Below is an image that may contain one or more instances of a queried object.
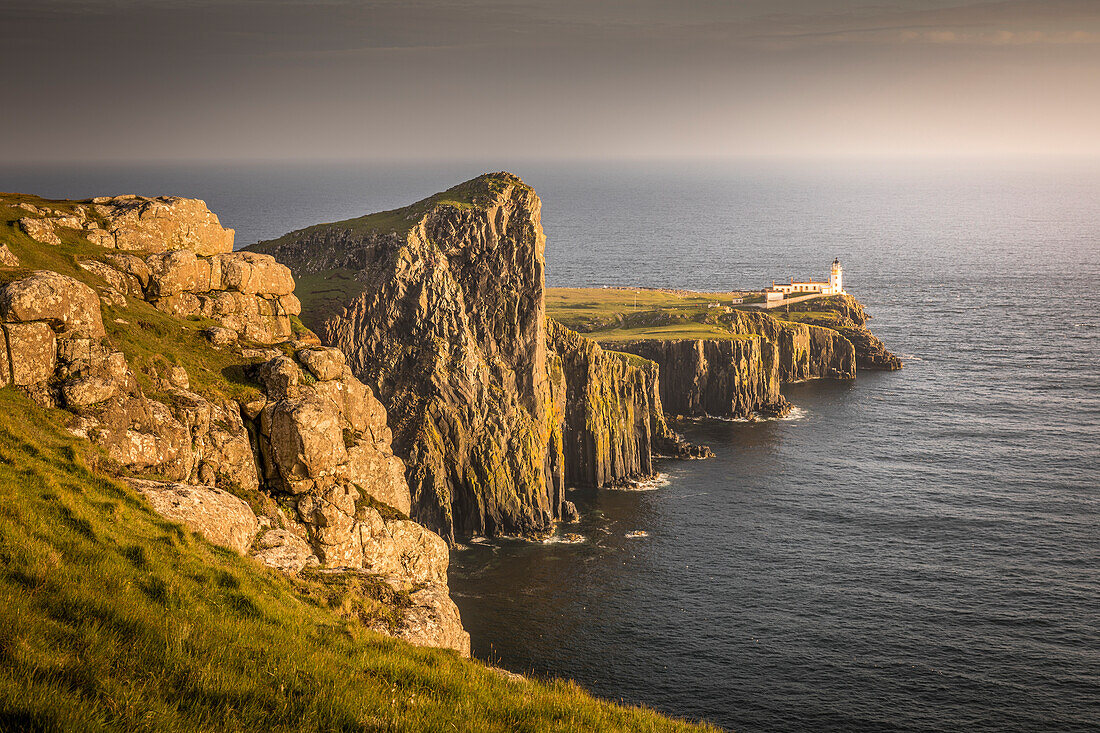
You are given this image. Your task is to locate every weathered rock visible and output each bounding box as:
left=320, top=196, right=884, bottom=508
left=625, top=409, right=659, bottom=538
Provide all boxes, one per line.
left=786, top=294, right=903, bottom=371
left=258, top=356, right=301, bottom=401
left=97, top=196, right=234, bottom=255
left=18, top=217, right=60, bottom=245
left=266, top=395, right=348, bottom=483
left=561, top=500, right=580, bottom=523
left=127, top=478, right=259, bottom=554
left=146, top=250, right=213, bottom=296
left=0, top=270, right=106, bottom=339
left=203, top=326, right=238, bottom=347
left=0, top=244, right=19, bottom=267
left=391, top=585, right=471, bottom=657
left=215, top=252, right=295, bottom=295
left=2, top=323, right=56, bottom=385
left=342, top=440, right=411, bottom=516
left=250, top=528, right=319, bottom=573
left=548, top=321, right=658, bottom=488
left=298, top=347, right=345, bottom=381
left=610, top=335, right=789, bottom=419
left=357, top=507, right=448, bottom=589
left=61, top=375, right=118, bottom=407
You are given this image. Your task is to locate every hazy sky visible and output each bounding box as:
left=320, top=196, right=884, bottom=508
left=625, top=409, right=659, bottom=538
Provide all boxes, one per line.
left=2, top=0, right=1098, bottom=162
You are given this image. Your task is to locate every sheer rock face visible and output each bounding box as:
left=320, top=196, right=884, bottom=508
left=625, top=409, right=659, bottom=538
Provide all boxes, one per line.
left=608, top=309, right=861, bottom=419
left=261, top=174, right=557, bottom=543
left=611, top=337, right=788, bottom=419
left=249, top=173, right=715, bottom=540
left=547, top=321, right=658, bottom=488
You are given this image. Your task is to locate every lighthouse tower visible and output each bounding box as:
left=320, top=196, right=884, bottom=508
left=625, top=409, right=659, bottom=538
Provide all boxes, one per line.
left=829, top=258, right=844, bottom=294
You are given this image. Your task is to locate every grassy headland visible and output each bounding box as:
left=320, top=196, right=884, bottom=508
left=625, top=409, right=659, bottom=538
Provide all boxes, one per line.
left=546, top=287, right=755, bottom=342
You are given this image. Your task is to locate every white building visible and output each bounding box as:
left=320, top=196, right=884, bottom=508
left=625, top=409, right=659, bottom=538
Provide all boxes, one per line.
left=766, top=259, right=845, bottom=297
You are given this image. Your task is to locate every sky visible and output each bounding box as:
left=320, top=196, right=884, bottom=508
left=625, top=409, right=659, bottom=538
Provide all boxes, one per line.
left=2, top=0, right=1098, bottom=162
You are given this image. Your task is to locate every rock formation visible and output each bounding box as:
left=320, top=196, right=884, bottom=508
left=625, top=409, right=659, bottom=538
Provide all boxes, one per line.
left=250, top=173, right=710, bottom=542
left=0, top=193, right=469, bottom=656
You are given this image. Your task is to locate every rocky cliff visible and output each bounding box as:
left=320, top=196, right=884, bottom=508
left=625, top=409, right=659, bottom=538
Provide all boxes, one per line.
left=250, top=174, right=709, bottom=542
left=606, top=309, right=857, bottom=419
left=783, top=294, right=903, bottom=371
left=0, top=192, right=468, bottom=655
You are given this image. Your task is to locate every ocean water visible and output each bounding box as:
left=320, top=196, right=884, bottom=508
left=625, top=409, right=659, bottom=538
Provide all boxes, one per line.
left=3, top=159, right=1098, bottom=731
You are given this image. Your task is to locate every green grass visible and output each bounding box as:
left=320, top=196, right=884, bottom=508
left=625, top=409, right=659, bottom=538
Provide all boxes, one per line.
left=547, top=287, right=754, bottom=342
left=291, top=269, right=369, bottom=335
left=0, top=387, right=717, bottom=732
left=252, top=174, right=531, bottom=246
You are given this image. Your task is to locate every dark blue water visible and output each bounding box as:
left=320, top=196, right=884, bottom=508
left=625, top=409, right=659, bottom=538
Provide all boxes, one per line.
left=3, top=160, right=1098, bottom=731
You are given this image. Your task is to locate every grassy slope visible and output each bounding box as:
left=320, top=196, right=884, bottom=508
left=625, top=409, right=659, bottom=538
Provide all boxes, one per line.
left=546, top=287, right=754, bottom=342
left=0, top=196, right=716, bottom=732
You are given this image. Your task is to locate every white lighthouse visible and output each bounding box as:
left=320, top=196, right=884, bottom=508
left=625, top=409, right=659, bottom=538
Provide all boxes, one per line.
left=829, top=258, right=844, bottom=295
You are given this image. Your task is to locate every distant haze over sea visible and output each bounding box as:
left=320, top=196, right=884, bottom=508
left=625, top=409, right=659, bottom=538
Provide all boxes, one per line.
left=3, top=158, right=1098, bottom=731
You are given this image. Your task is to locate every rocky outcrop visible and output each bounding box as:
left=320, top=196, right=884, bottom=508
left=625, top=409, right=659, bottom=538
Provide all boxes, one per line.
left=0, top=196, right=470, bottom=656
left=547, top=321, right=657, bottom=487
left=15, top=195, right=234, bottom=255
left=786, top=295, right=902, bottom=370
left=546, top=320, right=710, bottom=485
left=250, top=174, right=717, bottom=542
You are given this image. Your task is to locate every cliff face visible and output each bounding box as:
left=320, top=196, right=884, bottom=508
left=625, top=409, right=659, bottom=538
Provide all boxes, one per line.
left=253, top=175, right=558, bottom=543
left=610, top=336, right=787, bottom=419
left=250, top=174, right=713, bottom=541
left=607, top=310, right=857, bottom=419
left=785, top=294, right=903, bottom=370
left=548, top=321, right=655, bottom=487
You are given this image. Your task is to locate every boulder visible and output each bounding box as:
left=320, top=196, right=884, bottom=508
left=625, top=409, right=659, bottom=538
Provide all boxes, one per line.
left=342, top=440, right=411, bottom=516
left=127, top=478, right=259, bottom=554
left=146, top=250, right=212, bottom=296
left=561, top=500, right=580, bottom=523
left=214, top=252, right=295, bottom=295
left=18, top=218, right=60, bottom=245
left=258, top=356, right=301, bottom=401
left=357, top=507, right=448, bottom=590
left=391, top=586, right=471, bottom=657
left=61, top=375, right=118, bottom=407
left=2, top=323, right=56, bottom=385
left=266, top=396, right=348, bottom=482
left=203, top=326, right=238, bottom=347
left=0, top=271, right=105, bottom=339
left=298, top=347, right=346, bottom=381
left=250, top=528, right=319, bottom=573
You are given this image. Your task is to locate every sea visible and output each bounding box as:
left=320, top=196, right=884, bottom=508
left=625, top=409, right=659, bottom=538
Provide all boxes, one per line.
left=3, top=159, right=1097, bottom=732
